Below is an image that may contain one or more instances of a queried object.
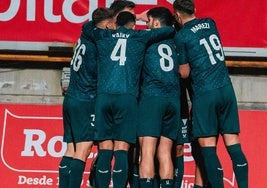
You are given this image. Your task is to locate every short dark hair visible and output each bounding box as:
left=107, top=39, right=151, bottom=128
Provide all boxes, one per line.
left=92, top=8, right=114, bottom=25
left=147, top=7, right=174, bottom=26
left=116, top=11, right=136, bottom=26
left=173, top=0, right=195, bottom=15
left=110, top=0, right=136, bottom=15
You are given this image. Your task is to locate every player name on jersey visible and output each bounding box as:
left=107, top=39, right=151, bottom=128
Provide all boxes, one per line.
left=112, top=32, right=130, bottom=38
left=190, top=23, right=210, bottom=33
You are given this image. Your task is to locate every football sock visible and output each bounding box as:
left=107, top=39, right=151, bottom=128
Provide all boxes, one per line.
left=129, top=163, right=139, bottom=188
left=96, top=149, right=113, bottom=188
left=173, top=155, right=184, bottom=188
left=69, top=158, right=85, bottom=188
left=227, top=144, right=248, bottom=188
left=153, top=176, right=159, bottom=188
left=89, top=156, right=97, bottom=188
left=160, top=179, right=174, bottom=188
left=112, top=150, right=129, bottom=188
left=58, top=156, right=72, bottom=188
left=201, top=146, right=224, bottom=188
left=139, top=178, right=154, bottom=188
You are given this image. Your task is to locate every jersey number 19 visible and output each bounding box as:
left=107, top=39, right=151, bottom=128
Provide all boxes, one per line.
left=200, top=34, right=224, bottom=65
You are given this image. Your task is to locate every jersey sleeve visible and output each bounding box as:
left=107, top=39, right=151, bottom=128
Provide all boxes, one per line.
left=174, top=32, right=188, bottom=66
left=81, top=21, right=96, bottom=42
left=143, top=26, right=175, bottom=44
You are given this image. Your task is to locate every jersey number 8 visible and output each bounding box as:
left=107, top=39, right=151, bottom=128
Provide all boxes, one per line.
left=158, top=44, right=174, bottom=72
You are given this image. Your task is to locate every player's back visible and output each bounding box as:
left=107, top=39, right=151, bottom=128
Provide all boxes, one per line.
left=175, top=18, right=231, bottom=96
left=140, top=39, right=180, bottom=98
left=94, top=25, right=175, bottom=97
left=67, top=25, right=97, bottom=100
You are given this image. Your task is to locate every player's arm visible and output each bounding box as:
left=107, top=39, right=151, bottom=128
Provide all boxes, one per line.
left=174, top=32, right=190, bottom=78
left=179, top=64, right=190, bottom=78
left=81, top=21, right=96, bottom=42
left=136, top=10, right=148, bottom=22
left=143, top=26, right=176, bottom=44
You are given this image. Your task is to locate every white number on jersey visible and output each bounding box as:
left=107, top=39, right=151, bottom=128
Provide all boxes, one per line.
left=158, top=44, right=174, bottom=72
left=71, top=39, right=86, bottom=71
left=200, top=34, right=225, bottom=65
left=110, top=38, right=127, bottom=66
left=90, top=114, right=95, bottom=127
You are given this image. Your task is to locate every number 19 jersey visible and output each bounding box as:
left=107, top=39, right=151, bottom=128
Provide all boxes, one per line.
left=174, top=18, right=231, bottom=97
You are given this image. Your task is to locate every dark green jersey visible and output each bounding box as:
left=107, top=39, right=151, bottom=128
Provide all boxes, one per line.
left=87, top=23, right=175, bottom=97
left=66, top=23, right=97, bottom=100
left=174, top=18, right=231, bottom=96
left=140, top=39, right=180, bottom=98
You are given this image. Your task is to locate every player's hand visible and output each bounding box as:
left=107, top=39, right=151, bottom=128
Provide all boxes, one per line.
left=136, top=10, right=148, bottom=22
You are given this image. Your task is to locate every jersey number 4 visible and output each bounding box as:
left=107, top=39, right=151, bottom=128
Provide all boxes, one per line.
left=200, top=34, right=224, bottom=65
left=111, top=39, right=127, bottom=66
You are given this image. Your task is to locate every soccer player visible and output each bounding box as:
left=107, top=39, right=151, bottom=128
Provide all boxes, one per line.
left=84, top=11, right=175, bottom=188
left=137, top=7, right=180, bottom=188
left=89, top=2, right=146, bottom=187
left=58, top=8, right=114, bottom=188
left=173, top=0, right=249, bottom=187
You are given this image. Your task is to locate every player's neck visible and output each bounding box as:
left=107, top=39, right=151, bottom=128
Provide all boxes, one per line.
left=182, top=15, right=196, bottom=25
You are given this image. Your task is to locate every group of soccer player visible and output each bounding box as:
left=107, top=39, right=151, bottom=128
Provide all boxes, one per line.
left=58, top=0, right=249, bottom=188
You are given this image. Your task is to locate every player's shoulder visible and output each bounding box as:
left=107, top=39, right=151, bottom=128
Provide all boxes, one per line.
left=174, top=27, right=187, bottom=43
left=82, top=21, right=95, bottom=33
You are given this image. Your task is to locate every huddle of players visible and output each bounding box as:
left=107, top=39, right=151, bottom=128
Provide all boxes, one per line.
left=59, top=0, right=248, bottom=188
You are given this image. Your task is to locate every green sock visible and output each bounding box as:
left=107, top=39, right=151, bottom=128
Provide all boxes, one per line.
left=201, top=147, right=224, bottom=188
left=96, top=149, right=113, bottom=188
left=153, top=176, right=159, bottom=188
left=58, top=156, right=72, bottom=188
left=69, top=158, right=85, bottom=188
left=173, top=155, right=184, bottom=188
left=160, top=179, right=173, bottom=188
left=227, top=144, right=248, bottom=188
left=129, top=163, right=139, bottom=188
left=112, top=150, right=129, bottom=188
left=139, top=178, right=154, bottom=188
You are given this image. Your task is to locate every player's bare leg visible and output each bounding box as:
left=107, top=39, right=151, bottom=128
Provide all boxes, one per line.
left=157, top=136, right=174, bottom=187
left=74, top=141, right=93, bottom=161
left=139, top=136, right=158, bottom=188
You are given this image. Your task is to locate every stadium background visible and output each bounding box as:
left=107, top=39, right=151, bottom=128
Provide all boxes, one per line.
left=0, top=0, right=267, bottom=187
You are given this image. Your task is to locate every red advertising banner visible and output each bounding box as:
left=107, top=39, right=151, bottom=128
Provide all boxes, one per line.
left=0, top=0, right=266, bottom=48
left=0, top=104, right=266, bottom=187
